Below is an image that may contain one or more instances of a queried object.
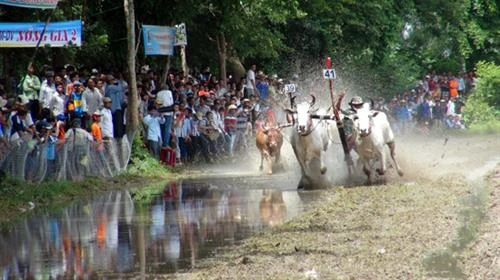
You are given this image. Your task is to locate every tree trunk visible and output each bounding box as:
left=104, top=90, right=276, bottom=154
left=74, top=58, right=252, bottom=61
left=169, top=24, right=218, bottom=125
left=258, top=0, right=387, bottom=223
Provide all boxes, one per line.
left=124, top=0, right=139, bottom=140
left=216, top=33, right=227, bottom=88
left=227, top=56, right=246, bottom=82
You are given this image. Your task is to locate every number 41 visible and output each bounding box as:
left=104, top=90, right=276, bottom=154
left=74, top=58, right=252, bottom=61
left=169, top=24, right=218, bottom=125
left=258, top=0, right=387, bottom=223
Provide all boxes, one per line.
left=323, top=69, right=336, bottom=79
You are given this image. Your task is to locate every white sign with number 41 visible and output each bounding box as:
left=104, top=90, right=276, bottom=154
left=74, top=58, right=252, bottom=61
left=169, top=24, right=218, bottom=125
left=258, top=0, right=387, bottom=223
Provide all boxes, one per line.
left=322, top=69, right=336, bottom=79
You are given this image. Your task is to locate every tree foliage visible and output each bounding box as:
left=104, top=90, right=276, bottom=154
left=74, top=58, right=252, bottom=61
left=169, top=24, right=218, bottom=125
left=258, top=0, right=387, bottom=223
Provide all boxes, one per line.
left=0, top=0, right=497, bottom=99
left=462, top=61, right=500, bottom=128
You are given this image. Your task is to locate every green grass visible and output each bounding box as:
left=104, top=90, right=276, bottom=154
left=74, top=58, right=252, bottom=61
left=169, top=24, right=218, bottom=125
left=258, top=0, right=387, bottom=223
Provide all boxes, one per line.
left=0, top=176, right=102, bottom=226
left=467, top=120, right=500, bottom=134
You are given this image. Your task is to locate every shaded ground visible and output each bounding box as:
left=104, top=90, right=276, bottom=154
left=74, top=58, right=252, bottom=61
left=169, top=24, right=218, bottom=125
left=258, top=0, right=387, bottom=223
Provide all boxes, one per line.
left=158, top=132, right=500, bottom=279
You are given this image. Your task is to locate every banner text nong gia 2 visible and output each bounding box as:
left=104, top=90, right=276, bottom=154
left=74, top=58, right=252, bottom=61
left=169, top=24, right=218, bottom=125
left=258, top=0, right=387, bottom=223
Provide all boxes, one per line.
left=0, top=20, right=82, bottom=48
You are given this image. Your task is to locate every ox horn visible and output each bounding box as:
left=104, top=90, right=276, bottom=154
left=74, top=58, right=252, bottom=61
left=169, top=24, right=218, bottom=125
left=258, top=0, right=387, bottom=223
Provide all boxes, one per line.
left=369, top=98, right=375, bottom=110
left=310, top=94, right=316, bottom=107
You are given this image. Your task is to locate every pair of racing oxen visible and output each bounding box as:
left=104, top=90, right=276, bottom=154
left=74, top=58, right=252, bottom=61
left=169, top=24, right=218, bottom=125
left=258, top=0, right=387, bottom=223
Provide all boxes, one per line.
left=256, top=94, right=404, bottom=188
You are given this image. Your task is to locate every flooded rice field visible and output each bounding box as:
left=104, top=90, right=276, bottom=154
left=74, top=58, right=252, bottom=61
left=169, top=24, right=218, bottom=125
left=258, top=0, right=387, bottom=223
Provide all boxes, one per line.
left=0, top=176, right=321, bottom=279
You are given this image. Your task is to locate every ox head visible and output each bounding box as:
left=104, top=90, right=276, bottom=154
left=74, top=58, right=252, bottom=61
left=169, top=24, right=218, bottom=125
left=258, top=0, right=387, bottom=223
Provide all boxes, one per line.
left=352, top=102, right=378, bottom=138
left=262, top=125, right=283, bottom=150
left=284, top=94, right=317, bottom=135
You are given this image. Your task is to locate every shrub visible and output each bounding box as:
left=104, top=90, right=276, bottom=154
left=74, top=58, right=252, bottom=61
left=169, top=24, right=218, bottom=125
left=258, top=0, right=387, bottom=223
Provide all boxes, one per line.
left=462, top=61, right=500, bottom=130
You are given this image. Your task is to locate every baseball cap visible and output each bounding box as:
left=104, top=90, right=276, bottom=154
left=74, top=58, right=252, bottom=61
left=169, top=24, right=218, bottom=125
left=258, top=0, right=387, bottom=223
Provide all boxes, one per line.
left=56, top=114, right=66, bottom=121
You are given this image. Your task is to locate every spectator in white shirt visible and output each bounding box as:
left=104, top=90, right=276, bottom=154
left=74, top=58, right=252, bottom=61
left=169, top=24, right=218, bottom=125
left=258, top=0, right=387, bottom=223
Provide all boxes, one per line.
left=39, top=71, right=56, bottom=110
left=100, top=97, right=114, bottom=140
left=49, top=82, right=67, bottom=118
left=83, top=78, right=103, bottom=119
left=156, top=85, right=174, bottom=147
left=446, top=97, right=456, bottom=116
left=244, top=64, right=257, bottom=98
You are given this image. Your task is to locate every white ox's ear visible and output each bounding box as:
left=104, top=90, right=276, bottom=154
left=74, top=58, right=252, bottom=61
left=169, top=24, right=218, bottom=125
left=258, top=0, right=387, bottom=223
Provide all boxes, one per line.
left=369, top=111, right=379, bottom=118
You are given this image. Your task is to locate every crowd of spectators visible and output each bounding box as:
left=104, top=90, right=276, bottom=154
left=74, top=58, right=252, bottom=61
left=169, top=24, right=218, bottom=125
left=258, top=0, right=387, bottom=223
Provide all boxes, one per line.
left=373, top=70, right=477, bottom=135
left=135, top=63, right=284, bottom=165
left=0, top=63, right=283, bottom=168
left=0, top=61, right=478, bottom=172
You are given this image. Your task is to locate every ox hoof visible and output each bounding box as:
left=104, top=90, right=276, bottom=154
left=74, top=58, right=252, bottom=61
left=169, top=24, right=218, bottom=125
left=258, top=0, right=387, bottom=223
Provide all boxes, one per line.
left=397, top=170, right=404, bottom=177
left=320, top=166, right=327, bottom=174
left=267, top=170, right=273, bottom=175
left=376, top=168, right=385, bottom=176
left=259, top=166, right=263, bottom=171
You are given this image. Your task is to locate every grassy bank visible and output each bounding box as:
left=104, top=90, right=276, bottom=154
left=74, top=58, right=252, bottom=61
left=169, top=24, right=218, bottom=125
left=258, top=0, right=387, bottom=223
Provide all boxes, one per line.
left=170, top=169, right=498, bottom=279
left=0, top=138, right=177, bottom=226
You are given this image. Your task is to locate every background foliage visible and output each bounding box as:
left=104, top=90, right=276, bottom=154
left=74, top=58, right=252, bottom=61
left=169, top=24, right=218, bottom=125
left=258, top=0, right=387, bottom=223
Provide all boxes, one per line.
left=462, top=61, right=500, bottom=131
left=0, top=0, right=497, bottom=97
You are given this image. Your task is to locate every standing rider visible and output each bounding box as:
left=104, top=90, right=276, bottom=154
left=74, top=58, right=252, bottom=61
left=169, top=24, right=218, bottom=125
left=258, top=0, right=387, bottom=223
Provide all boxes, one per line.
left=342, top=96, right=364, bottom=150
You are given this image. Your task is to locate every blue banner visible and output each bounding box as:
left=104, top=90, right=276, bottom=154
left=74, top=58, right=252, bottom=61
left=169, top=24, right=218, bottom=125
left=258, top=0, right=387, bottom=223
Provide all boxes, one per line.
left=0, top=20, right=82, bottom=48
left=142, top=24, right=176, bottom=56
left=0, top=0, right=59, bottom=9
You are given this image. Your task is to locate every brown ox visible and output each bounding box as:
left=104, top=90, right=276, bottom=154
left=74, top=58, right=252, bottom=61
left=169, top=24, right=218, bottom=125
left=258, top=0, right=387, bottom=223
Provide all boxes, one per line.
left=256, top=126, right=284, bottom=175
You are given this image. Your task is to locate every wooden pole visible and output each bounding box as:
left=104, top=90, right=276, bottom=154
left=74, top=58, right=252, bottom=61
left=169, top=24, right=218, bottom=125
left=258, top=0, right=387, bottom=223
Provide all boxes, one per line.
left=326, top=57, right=353, bottom=172
left=29, top=9, right=54, bottom=67
left=124, top=0, right=139, bottom=140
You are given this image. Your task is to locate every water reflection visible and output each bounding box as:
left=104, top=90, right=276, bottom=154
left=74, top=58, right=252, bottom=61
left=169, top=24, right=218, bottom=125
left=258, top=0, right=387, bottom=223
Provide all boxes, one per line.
left=1, top=179, right=320, bottom=279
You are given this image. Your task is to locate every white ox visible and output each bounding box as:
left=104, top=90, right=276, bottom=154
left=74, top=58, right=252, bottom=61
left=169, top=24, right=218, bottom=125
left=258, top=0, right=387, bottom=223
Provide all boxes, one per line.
left=352, top=103, right=404, bottom=184
left=286, top=95, right=330, bottom=189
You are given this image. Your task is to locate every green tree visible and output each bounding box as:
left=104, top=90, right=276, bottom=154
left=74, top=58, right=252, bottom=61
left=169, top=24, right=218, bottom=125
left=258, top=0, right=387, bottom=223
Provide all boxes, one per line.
left=462, top=61, right=500, bottom=128
left=186, top=0, right=304, bottom=85
left=400, top=0, right=499, bottom=72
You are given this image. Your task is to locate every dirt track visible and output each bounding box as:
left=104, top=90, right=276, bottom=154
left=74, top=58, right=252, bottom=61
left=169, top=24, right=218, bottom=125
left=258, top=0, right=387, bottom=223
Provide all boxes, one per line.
left=164, top=132, right=499, bottom=279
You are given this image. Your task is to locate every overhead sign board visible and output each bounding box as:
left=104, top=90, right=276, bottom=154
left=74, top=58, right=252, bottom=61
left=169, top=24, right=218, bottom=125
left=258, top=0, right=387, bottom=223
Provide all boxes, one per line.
left=142, top=24, right=176, bottom=56
left=0, top=20, right=82, bottom=48
left=0, top=0, right=59, bottom=9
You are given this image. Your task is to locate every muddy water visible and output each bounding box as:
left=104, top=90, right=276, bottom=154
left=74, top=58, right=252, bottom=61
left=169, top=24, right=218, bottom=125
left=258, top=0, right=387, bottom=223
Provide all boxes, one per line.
left=0, top=177, right=321, bottom=279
